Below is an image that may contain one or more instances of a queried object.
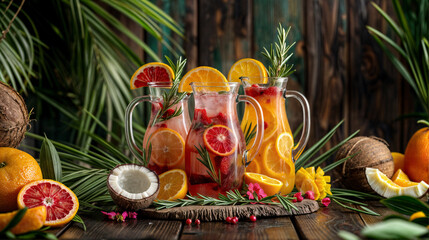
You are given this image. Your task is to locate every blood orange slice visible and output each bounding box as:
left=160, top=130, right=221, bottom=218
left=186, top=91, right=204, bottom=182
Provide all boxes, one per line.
left=17, top=179, right=79, bottom=227
left=203, top=125, right=238, bottom=156
left=130, top=62, right=174, bottom=89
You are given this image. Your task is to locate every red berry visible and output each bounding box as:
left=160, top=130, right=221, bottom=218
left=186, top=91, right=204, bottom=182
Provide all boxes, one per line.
left=216, top=112, right=228, bottom=125
left=249, top=215, right=257, bottom=222
left=231, top=218, right=238, bottom=224
left=162, top=108, right=175, bottom=118
left=226, top=217, right=232, bottom=223
left=159, top=123, right=168, bottom=128
left=195, top=219, right=201, bottom=225
left=264, top=121, right=268, bottom=130
left=185, top=219, right=192, bottom=225
left=194, top=108, right=212, bottom=125
left=232, top=217, right=238, bottom=222
left=219, top=157, right=230, bottom=175
left=265, top=86, right=279, bottom=95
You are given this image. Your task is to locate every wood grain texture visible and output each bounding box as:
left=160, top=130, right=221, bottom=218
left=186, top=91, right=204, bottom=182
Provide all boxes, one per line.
left=356, top=201, right=396, bottom=226
left=181, top=217, right=299, bottom=240
left=59, top=214, right=182, bottom=240
left=292, top=201, right=366, bottom=240
left=142, top=199, right=319, bottom=221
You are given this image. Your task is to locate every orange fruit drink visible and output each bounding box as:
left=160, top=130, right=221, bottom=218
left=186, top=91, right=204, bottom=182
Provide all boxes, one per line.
left=182, top=76, right=264, bottom=197
left=241, top=77, right=310, bottom=194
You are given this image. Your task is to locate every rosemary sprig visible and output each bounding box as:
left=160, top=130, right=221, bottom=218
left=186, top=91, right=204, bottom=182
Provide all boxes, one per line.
left=243, top=121, right=257, bottom=146
left=262, top=23, right=296, bottom=78
left=195, top=144, right=221, bottom=186
left=153, top=190, right=297, bottom=212
left=152, top=56, right=188, bottom=125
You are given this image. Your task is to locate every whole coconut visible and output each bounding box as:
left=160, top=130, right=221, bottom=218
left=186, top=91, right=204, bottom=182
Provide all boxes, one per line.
left=336, top=136, right=394, bottom=192
left=0, top=82, right=29, bottom=148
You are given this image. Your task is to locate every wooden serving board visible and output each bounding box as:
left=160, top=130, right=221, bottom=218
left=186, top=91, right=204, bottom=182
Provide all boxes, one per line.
left=141, top=199, right=319, bottom=221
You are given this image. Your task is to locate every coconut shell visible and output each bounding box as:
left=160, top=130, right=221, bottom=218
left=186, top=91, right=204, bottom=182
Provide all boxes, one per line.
left=0, top=82, right=29, bottom=148
left=336, top=136, right=394, bottom=192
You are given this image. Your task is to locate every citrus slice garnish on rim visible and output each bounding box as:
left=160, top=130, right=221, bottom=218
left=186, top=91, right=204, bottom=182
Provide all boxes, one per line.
left=178, top=66, right=228, bottom=93
left=276, top=132, right=294, bottom=160
left=157, top=169, right=188, bottom=201
left=203, top=125, right=238, bottom=156
left=227, top=58, right=268, bottom=82
left=130, top=62, right=174, bottom=89
left=149, top=128, right=185, bottom=167
left=262, top=142, right=293, bottom=180
left=244, top=172, right=283, bottom=196
left=0, top=206, right=46, bottom=235
left=365, top=167, right=429, bottom=198
left=17, top=179, right=79, bottom=227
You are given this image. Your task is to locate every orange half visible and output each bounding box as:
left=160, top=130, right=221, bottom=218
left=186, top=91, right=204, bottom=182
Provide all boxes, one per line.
left=149, top=128, right=185, bottom=167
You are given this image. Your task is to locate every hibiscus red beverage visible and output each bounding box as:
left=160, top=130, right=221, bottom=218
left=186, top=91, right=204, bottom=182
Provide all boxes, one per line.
left=185, top=82, right=264, bottom=197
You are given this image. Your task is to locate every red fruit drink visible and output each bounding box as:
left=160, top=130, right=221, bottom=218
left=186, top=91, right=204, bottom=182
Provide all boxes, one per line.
left=185, top=82, right=264, bottom=197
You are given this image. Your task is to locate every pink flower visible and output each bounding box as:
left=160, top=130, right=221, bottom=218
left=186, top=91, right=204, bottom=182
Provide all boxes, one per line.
left=321, top=197, right=331, bottom=207
left=304, top=191, right=315, bottom=200
left=292, top=192, right=304, bottom=203
left=246, top=183, right=267, bottom=201
left=101, top=211, right=117, bottom=220
left=128, top=212, right=138, bottom=219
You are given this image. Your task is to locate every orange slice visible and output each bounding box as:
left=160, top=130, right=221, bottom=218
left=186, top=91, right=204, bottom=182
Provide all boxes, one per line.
left=0, top=206, right=46, bottom=235
left=276, top=132, right=294, bottom=160
left=392, top=152, right=405, bottom=173
left=262, top=142, right=292, bottom=179
left=391, top=169, right=419, bottom=187
left=246, top=159, right=261, bottom=173
left=149, top=128, right=185, bottom=167
left=130, top=62, right=174, bottom=89
left=178, top=66, right=228, bottom=93
left=244, top=172, right=283, bottom=196
left=17, top=180, right=79, bottom=227
left=295, top=167, right=313, bottom=189
left=203, top=125, right=238, bottom=156
left=299, top=178, right=321, bottom=200
left=261, top=106, right=278, bottom=141
left=227, top=58, right=267, bottom=82
left=157, top=169, right=188, bottom=200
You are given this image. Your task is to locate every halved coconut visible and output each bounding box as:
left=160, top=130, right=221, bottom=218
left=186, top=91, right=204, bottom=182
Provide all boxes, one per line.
left=365, top=167, right=429, bottom=198
left=107, top=164, right=159, bottom=210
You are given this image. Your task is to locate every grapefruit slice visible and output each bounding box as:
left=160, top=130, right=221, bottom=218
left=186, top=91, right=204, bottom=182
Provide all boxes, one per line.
left=366, top=168, right=429, bottom=198
left=227, top=58, right=267, bottom=82
left=157, top=169, right=188, bottom=201
left=17, top=179, right=79, bottom=227
left=0, top=206, right=46, bottom=235
left=130, top=62, right=174, bottom=89
left=203, top=125, right=238, bottom=157
left=178, top=66, right=228, bottom=93
left=149, top=128, right=185, bottom=167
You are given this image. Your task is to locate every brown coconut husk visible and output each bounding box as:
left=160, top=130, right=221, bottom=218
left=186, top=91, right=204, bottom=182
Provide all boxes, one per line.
left=336, top=136, right=394, bottom=192
left=0, top=82, right=29, bottom=148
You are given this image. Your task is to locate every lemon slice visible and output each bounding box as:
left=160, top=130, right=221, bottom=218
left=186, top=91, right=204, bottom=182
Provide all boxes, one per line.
left=178, top=66, right=228, bottom=93
left=157, top=169, right=188, bottom=201
left=244, top=172, right=283, bottom=196
left=227, top=58, right=267, bottom=82
left=366, top=168, right=429, bottom=198
left=276, top=132, right=294, bottom=160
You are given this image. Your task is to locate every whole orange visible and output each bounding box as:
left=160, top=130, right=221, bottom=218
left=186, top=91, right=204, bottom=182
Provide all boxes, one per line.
left=0, top=147, right=43, bottom=212
left=403, top=128, right=429, bottom=184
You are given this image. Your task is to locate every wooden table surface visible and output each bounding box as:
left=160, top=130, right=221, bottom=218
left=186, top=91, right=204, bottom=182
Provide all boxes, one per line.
left=47, top=201, right=395, bottom=240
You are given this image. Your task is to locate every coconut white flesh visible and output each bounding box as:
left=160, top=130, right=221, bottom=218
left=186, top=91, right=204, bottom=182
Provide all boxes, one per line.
left=365, top=167, right=429, bottom=198
left=109, top=165, right=158, bottom=200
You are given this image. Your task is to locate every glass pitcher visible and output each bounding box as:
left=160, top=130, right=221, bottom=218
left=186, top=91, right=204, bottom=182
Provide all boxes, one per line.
left=240, top=77, right=310, bottom=194
left=185, top=82, right=264, bottom=197
left=125, top=82, right=191, bottom=174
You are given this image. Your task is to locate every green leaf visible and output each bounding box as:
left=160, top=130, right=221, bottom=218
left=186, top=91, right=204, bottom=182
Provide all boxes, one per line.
left=40, top=135, right=62, bottom=182
left=72, top=215, right=86, bottom=231
left=361, top=219, right=428, bottom=240
left=381, top=196, right=429, bottom=216
left=0, top=207, right=27, bottom=234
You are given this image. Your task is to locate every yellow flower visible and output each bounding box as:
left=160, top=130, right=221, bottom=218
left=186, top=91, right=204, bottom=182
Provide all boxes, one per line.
left=295, top=167, right=331, bottom=200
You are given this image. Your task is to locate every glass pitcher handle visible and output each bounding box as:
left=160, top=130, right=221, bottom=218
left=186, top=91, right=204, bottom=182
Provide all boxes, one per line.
left=125, top=96, right=151, bottom=163
left=284, top=90, right=311, bottom=159
left=238, top=95, right=264, bottom=166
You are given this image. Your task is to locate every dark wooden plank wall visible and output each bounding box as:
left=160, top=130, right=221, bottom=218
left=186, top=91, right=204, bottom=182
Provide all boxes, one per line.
left=123, top=0, right=420, bottom=154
